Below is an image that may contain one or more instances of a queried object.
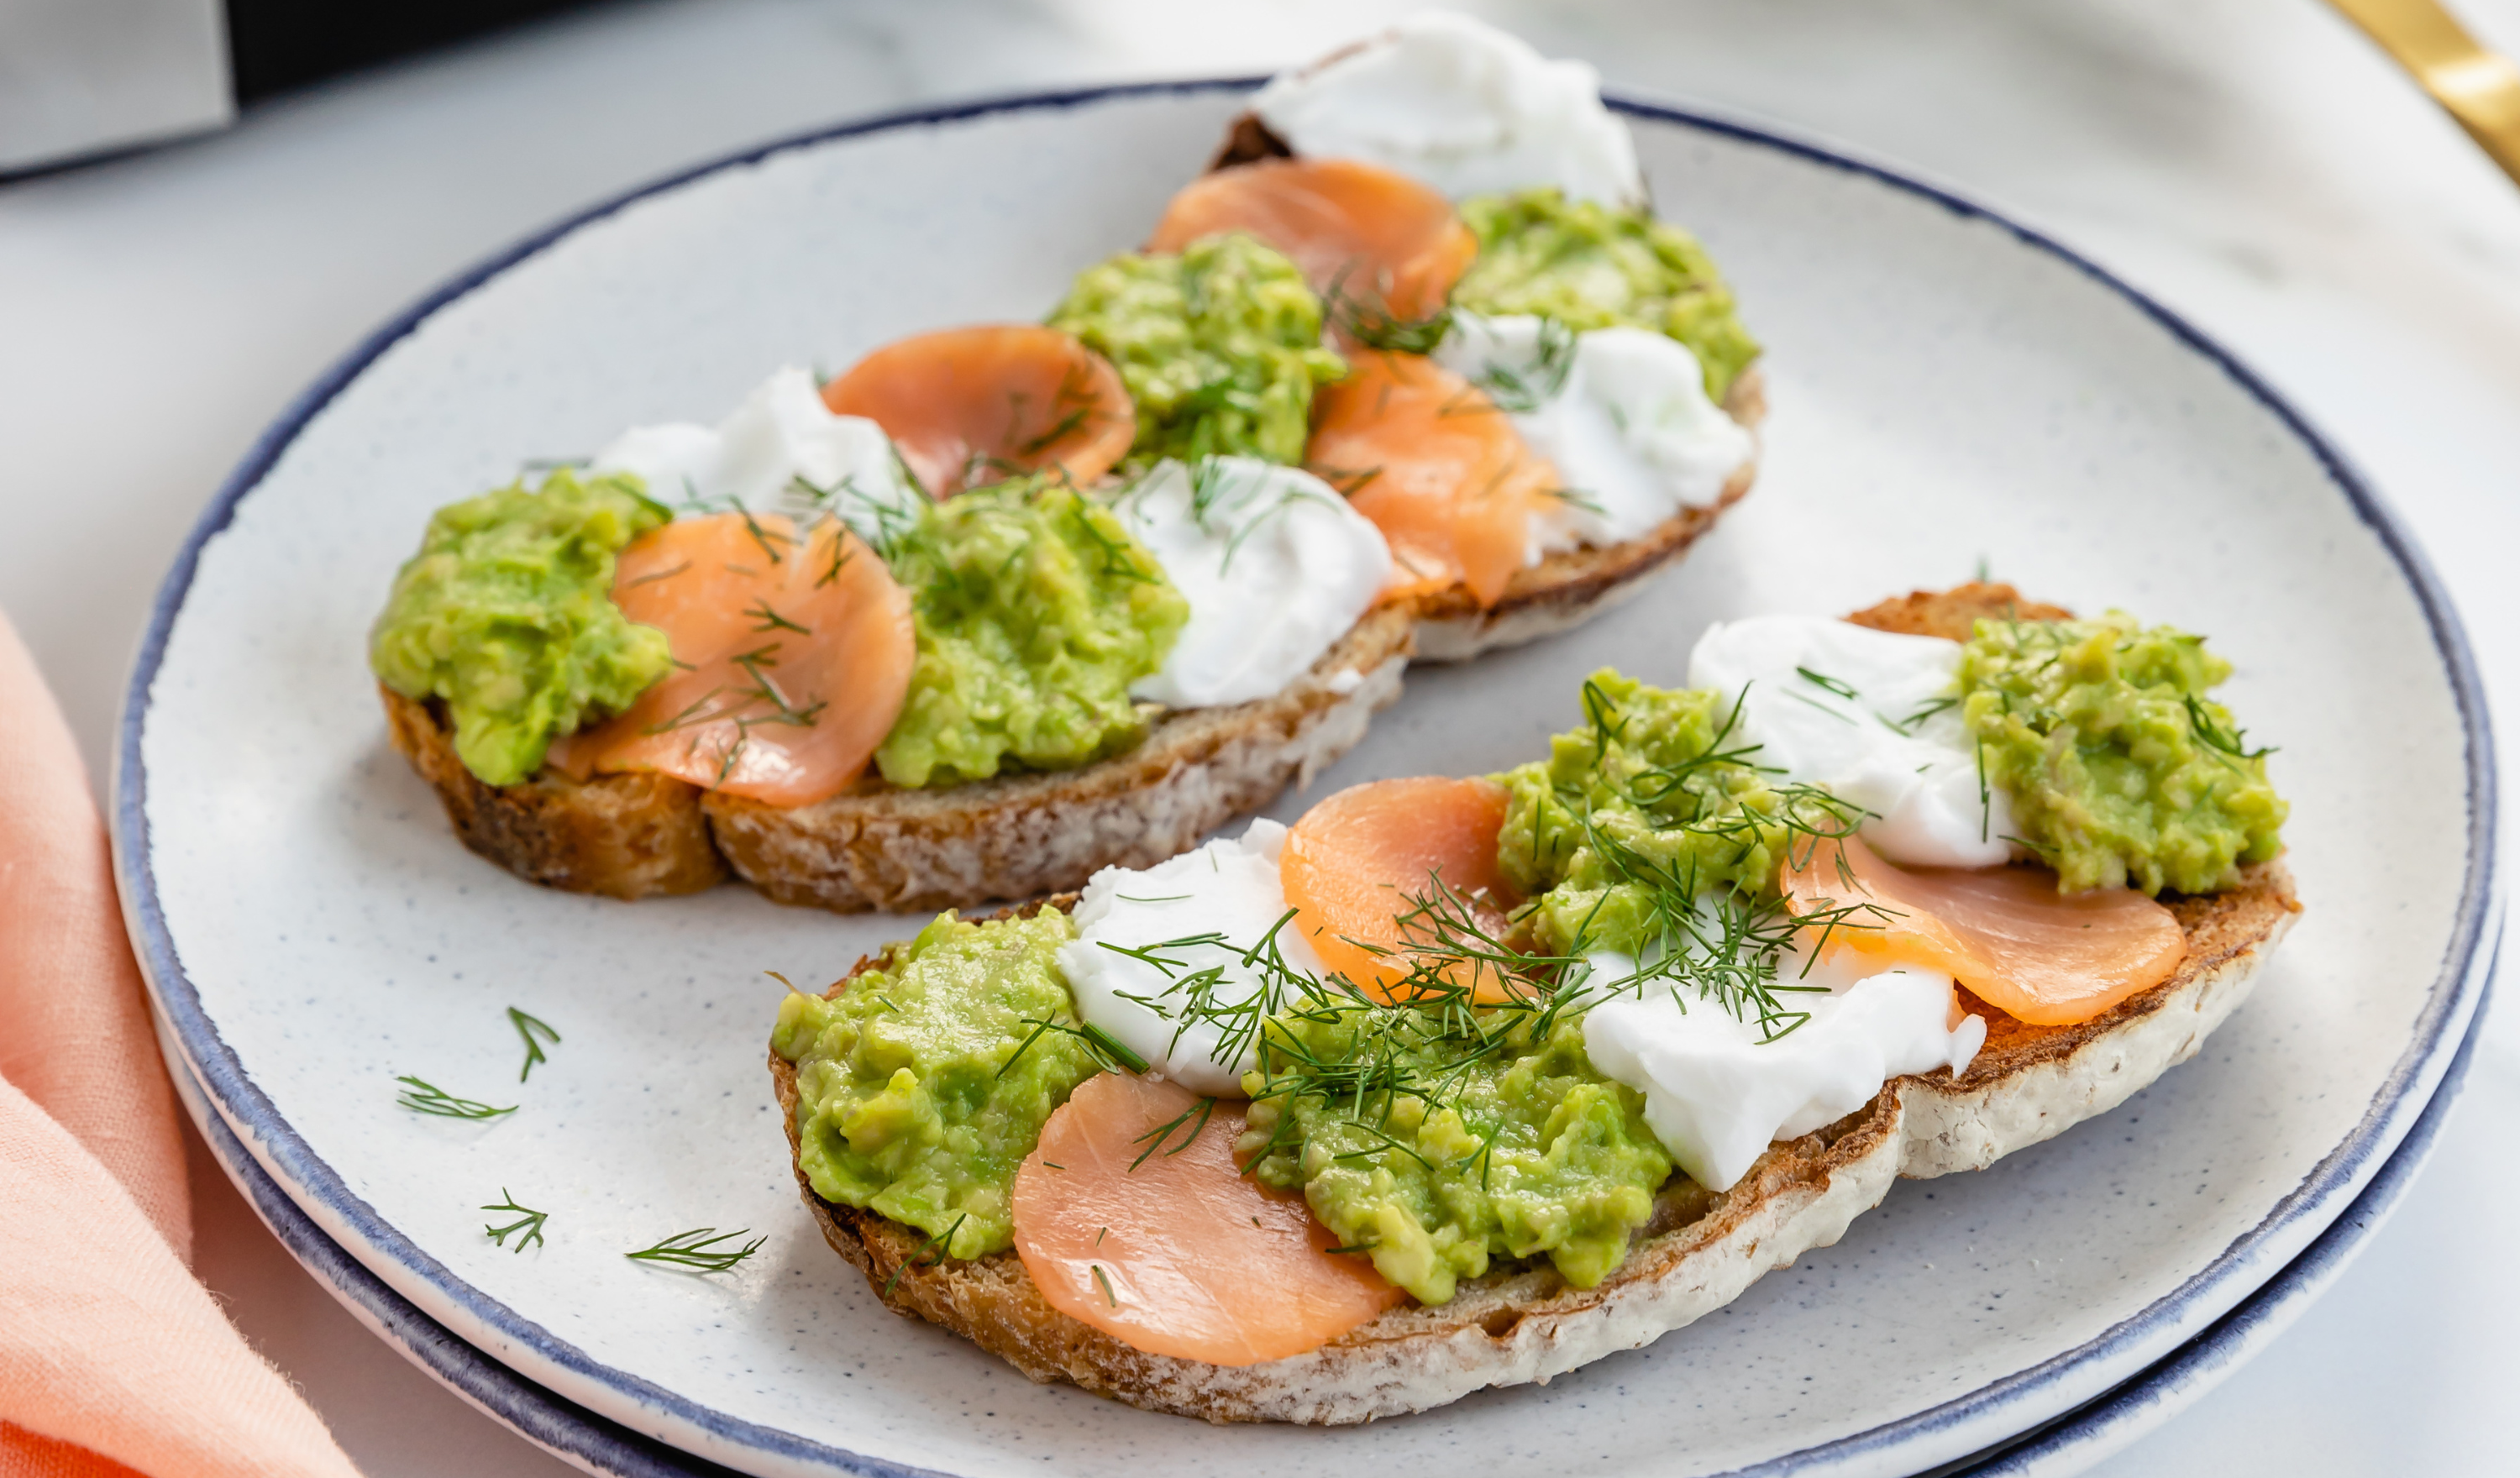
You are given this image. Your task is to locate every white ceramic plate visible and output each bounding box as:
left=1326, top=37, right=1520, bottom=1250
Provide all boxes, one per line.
left=117, top=82, right=2496, bottom=1478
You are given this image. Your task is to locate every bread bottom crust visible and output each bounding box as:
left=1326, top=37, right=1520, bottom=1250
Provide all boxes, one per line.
left=706, top=605, right=1412, bottom=912
left=768, top=862, right=2297, bottom=1425
left=381, top=606, right=1410, bottom=910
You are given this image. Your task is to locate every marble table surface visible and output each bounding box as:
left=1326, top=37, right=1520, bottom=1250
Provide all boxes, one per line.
left=6, top=2, right=2516, bottom=1472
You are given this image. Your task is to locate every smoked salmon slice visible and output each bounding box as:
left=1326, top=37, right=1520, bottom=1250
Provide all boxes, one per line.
left=1305, top=350, right=1561, bottom=609
left=548, top=511, right=913, bottom=805
left=1782, top=835, right=2186, bottom=1027
left=1148, top=158, right=1476, bottom=325
left=821, top=325, right=1134, bottom=497
left=1278, top=775, right=1526, bottom=1001
left=1013, top=1073, right=1403, bottom=1365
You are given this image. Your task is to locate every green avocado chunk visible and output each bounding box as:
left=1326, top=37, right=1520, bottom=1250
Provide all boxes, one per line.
left=1494, top=669, right=1850, bottom=956
left=1239, top=1006, right=1672, bottom=1306
left=368, top=469, right=673, bottom=787
left=1961, top=615, right=2287, bottom=894
left=1452, top=188, right=1760, bottom=403
left=1046, top=232, right=1347, bottom=469
left=873, top=476, right=1189, bottom=789
left=772, top=909, right=1099, bottom=1260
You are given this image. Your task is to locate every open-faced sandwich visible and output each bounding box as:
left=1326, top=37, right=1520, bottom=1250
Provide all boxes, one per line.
left=370, top=14, right=1764, bottom=909
left=1205, top=13, right=1766, bottom=657
left=767, top=584, right=2297, bottom=1423
left=374, top=342, right=1406, bottom=909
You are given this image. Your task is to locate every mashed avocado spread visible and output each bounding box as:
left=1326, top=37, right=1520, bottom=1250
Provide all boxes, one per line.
left=1453, top=189, right=1760, bottom=403
left=1962, top=615, right=2287, bottom=894
left=1240, top=1008, right=1670, bottom=1305
left=369, top=469, right=672, bottom=787
left=773, top=909, right=1098, bottom=1260
left=1046, top=232, right=1347, bottom=469
left=874, top=475, right=1188, bottom=788
left=1495, top=670, right=1848, bottom=954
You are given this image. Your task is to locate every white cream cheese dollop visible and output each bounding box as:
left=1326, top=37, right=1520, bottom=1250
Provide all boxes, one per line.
left=1251, top=12, right=1645, bottom=207
left=1116, top=457, right=1393, bottom=710
left=1057, top=820, right=1326, bottom=1098
left=1435, top=312, right=1753, bottom=558
left=591, top=366, right=921, bottom=548
left=1687, top=615, right=2015, bottom=869
left=1581, top=951, right=1985, bottom=1192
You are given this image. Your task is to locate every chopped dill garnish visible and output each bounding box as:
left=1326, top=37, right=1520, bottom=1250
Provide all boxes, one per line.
left=1000, top=1016, right=1149, bottom=1078
left=881, top=1213, right=969, bottom=1297
left=1091, top=1264, right=1119, bottom=1308
left=744, top=598, right=811, bottom=635
left=482, top=1190, right=549, bottom=1252
left=395, top=1076, right=516, bottom=1119
left=1321, top=266, right=1456, bottom=355
left=1782, top=689, right=1857, bottom=725
left=1465, top=316, right=1578, bottom=414
left=625, top=1226, right=765, bottom=1273
left=506, top=1008, right=560, bottom=1083
left=2185, top=693, right=2276, bottom=763
left=1795, top=667, right=1859, bottom=700
left=1129, top=1095, right=1216, bottom=1171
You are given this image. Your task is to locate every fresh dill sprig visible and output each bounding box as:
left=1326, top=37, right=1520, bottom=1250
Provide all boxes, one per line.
left=395, top=1076, right=516, bottom=1119
left=2185, top=693, right=2275, bottom=763
left=744, top=597, right=811, bottom=635
left=1882, top=694, right=1960, bottom=736
left=482, top=1190, right=549, bottom=1252
left=1795, top=667, right=1859, bottom=700
left=1096, top=683, right=1901, bottom=1154
left=881, top=1213, right=969, bottom=1297
left=1467, top=316, right=1578, bottom=414
left=1320, top=265, right=1456, bottom=355
left=1129, top=1095, right=1216, bottom=1171
left=625, top=1227, right=765, bottom=1273
left=506, top=1008, right=560, bottom=1082
left=999, top=1015, right=1150, bottom=1077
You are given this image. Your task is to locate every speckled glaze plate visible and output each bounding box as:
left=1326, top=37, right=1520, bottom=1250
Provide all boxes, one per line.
left=116, top=81, right=2496, bottom=1478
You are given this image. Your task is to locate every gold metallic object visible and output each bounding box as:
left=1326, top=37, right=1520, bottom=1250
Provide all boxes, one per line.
left=2328, top=0, right=2520, bottom=185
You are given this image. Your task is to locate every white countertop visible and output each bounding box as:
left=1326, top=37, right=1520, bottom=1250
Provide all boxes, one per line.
left=7, top=2, right=2516, bottom=1473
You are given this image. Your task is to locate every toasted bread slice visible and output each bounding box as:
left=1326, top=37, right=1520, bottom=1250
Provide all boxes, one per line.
left=381, top=605, right=1410, bottom=910
left=765, top=584, right=2300, bottom=1423
left=704, top=603, right=1413, bottom=912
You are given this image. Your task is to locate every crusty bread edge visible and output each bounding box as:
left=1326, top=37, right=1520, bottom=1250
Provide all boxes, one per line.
left=702, top=604, right=1413, bottom=912
left=766, top=862, right=2297, bottom=1424
left=380, top=605, right=1410, bottom=911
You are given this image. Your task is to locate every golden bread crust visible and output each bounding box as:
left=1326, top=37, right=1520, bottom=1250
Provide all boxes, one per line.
left=701, top=603, right=1412, bottom=912
left=380, top=687, right=725, bottom=899
left=381, top=608, right=1409, bottom=912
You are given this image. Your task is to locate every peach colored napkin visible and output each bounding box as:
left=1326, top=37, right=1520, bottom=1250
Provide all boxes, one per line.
left=0, top=613, right=362, bottom=1478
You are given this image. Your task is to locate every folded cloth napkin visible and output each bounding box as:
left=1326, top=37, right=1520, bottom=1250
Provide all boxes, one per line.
left=0, top=613, right=361, bottom=1478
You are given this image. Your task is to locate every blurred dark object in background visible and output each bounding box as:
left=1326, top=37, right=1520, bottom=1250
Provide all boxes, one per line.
left=226, top=0, right=608, bottom=102
left=1, top=0, right=611, bottom=176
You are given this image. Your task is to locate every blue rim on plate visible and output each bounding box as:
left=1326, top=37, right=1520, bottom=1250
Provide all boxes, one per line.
left=113, top=78, right=2501, bottom=1478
